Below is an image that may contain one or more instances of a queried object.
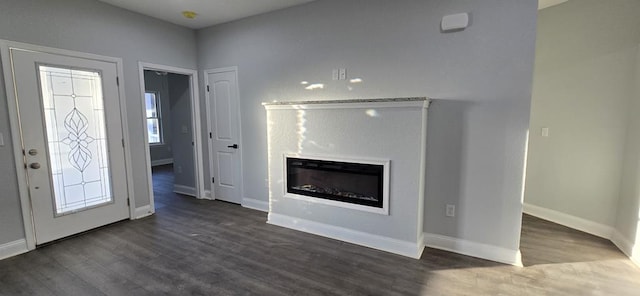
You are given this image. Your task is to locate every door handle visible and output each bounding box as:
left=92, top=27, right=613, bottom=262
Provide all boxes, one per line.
left=28, top=149, right=38, bottom=156
left=227, top=144, right=239, bottom=149
left=29, top=163, right=41, bottom=169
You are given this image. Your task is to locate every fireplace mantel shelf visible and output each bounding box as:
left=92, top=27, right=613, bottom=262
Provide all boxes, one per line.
left=263, top=97, right=430, bottom=110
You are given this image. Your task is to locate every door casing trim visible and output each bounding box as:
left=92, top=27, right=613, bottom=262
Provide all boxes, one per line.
left=138, top=62, right=206, bottom=205
left=204, top=67, right=244, bottom=203
left=0, top=40, right=135, bottom=250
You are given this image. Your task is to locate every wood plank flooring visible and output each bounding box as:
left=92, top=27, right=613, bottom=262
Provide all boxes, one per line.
left=1, top=164, right=639, bottom=295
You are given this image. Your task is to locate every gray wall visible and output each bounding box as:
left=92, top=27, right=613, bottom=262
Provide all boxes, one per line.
left=0, top=0, right=197, bottom=245
left=0, top=56, right=22, bottom=245
left=167, top=73, right=195, bottom=188
left=617, top=44, right=640, bottom=253
left=144, top=71, right=173, bottom=162
left=526, top=0, right=640, bottom=227
left=196, top=0, right=537, bottom=250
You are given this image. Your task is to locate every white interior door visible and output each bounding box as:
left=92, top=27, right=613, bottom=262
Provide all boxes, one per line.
left=10, top=48, right=129, bottom=244
left=207, top=69, right=242, bottom=204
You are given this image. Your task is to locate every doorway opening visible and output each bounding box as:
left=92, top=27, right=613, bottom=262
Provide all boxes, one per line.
left=138, top=63, right=206, bottom=215
left=520, top=0, right=639, bottom=267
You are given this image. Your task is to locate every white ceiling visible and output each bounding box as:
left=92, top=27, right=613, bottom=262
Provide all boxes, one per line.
left=538, top=0, right=569, bottom=10
left=98, top=0, right=316, bottom=29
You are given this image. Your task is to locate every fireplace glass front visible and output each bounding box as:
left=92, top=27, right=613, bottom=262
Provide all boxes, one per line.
left=286, top=157, right=384, bottom=208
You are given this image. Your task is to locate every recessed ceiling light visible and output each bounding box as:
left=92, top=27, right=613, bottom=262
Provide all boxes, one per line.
left=182, top=10, right=197, bottom=19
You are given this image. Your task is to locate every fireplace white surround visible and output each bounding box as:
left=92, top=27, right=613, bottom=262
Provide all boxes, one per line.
left=264, top=98, right=430, bottom=258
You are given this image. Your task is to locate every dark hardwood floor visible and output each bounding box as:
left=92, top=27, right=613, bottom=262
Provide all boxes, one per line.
left=1, top=164, right=639, bottom=295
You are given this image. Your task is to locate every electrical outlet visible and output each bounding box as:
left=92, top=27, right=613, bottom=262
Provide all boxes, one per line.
left=446, top=204, right=455, bottom=217
left=541, top=127, right=549, bottom=137
left=177, top=165, right=183, bottom=174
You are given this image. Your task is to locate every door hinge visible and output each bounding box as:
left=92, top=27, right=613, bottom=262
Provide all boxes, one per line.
left=207, top=85, right=210, bottom=92
left=122, top=139, right=125, bottom=147
left=209, top=132, right=212, bottom=139
left=116, top=76, right=120, bottom=86
left=127, top=198, right=130, bottom=206
left=212, top=177, right=215, bottom=184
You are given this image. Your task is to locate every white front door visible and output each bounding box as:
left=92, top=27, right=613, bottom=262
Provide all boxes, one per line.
left=10, top=48, right=129, bottom=244
left=206, top=68, right=242, bottom=204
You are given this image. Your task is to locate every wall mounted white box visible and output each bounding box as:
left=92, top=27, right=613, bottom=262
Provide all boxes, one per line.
left=441, top=13, right=469, bottom=32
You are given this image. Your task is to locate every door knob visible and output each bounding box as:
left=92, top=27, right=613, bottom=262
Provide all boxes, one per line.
left=29, top=163, right=41, bottom=169
left=28, top=149, right=38, bottom=156
left=227, top=144, right=239, bottom=149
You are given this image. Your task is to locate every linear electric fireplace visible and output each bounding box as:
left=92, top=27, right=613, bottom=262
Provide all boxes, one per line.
left=285, top=156, right=389, bottom=214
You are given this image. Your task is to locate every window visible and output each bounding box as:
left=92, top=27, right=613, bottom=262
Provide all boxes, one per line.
left=145, top=92, right=162, bottom=144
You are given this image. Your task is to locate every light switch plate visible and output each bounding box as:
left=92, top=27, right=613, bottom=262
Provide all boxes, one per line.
left=446, top=204, right=455, bottom=217
left=339, top=68, right=347, bottom=80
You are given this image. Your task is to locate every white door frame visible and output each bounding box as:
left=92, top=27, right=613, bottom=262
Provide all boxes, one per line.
left=0, top=40, right=135, bottom=250
left=138, top=62, right=206, bottom=206
left=204, top=67, right=244, bottom=203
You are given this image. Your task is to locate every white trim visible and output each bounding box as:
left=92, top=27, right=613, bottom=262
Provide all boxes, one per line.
left=134, top=205, right=154, bottom=219
left=139, top=62, right=206, bottom=207
left=263, top=100, right=430, bottom=110
left=173, top=184, right=197, bottom=197
left=175, top=185, right=214, bottom=201
left=282, top=153, right=390, bottom=215
left=611, top=230, right=640, bottom=267
left=204, top=66, right=244, bottom=203
left=0, top=239, right=28, bottom=260
left=0, top=40, right=135, bottom=250
left=242, top=197, right=269, bottom=212
left=268, top=213, right=424, bottom=259
left=523, top=203, right=614, bottom=239
left=423, top=233, right=523, bottom=266
left=0, top=41, right=36, bottom=251
left=416, top=100, right=429, bottom=242
left=150, top=158, right=174, bottom=166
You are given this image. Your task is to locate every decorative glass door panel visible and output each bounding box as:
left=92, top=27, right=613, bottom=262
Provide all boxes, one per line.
left=39, top=66, right=113, bottom=215
left=10, top=47, right=130, bottom=245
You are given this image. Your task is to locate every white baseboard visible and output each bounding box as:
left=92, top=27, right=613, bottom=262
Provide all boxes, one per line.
left=134, top=205, right=154, bottom=219
left=151, top=158, right=173, bottom=166
left=173, top=184, right=197, bottom=197
left=523, top=203, right=613, bottom=239
left=423, top=233, right=522, bottom=266
left=203, top=190, right=214, bottom=200
left=0, top=239, right=28, bottom=260
left=268, top=213, right=424, bottom=259
left=242, top=197, right=269, bottom=212
left=174, top=185, right=213, bottom=200
left=611, top=230, right=640, bottom=268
